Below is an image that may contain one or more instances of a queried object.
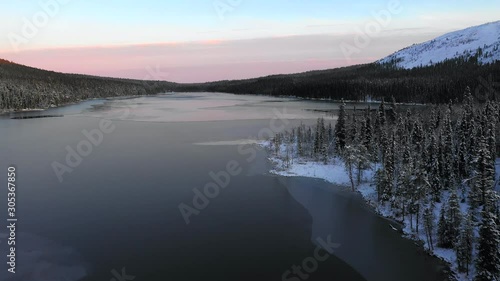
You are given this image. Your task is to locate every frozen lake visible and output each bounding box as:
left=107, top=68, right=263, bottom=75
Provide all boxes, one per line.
left=0, top=93, right=447, bottom=281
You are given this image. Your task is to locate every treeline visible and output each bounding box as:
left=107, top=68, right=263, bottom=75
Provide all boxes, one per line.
left=2, top=56, right=500, bottom=111
left=180, top=58, right=500, bottom=104
left=269, top=92, right=500, bottom=280
left=0, top=59, right=177, bottom=111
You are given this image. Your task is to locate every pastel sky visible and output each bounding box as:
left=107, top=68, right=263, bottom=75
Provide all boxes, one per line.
left=0, top=0, right=499, bottom=82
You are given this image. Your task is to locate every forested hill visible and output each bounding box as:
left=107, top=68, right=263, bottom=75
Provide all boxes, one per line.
left=1, top=56, right=500, bottom=112
left=0, top=59, right=177, bottom=111
left=178, top=58, right=500, bottom=104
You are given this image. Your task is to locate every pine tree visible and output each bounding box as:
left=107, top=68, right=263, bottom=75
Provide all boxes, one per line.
left=486, top=101, right=497, bottom=159
left=447, top=188, right=462, bottom=246
left=355, top=144, right=370, bottom=185
left=388, top=96, right=397, bottom=124
left=462, top=91, right=476, bottom=171
left=457, top=118, right=468, bottom=180
left=423, top=207, right=435, bottom=251
left=408, top=150, right=429, bottom=232
left=379, top=126, right=388, bottom=163
left=396, top=142, right=413, bottom=219
left=377, top=100, right=386, bottom=133
left=321, top=137, right=328, bottom=165
left=472, top=135, right=495, bottom=207
left=335, top=101, right=347, bottom=152
left=350, top=109, right=358, bottom=143
left=297, top=125, right=303, bottom=157
left=442, top=107, right=455, bottom=188
left=364, top=107, right=373, bottom=152
left=327, top=122, right=333, bottom=152
left=314, top=118, right=321, bottom=157
left=488, top=121, right=497, bottom=162
left=381, top=133, right=395, bottom=202
left=374, top=168, right=386, bottom=203
left=429, top=134, right=442, bottom=202
left=411, top=119, right=424, bottom=169
left=358, top=114, right=366, bottom=146
left=437, top=202, right=453, bottom=248
left=430, top=107, right=440, bottom=130
left=343, top=145, right=358, bottom=191
left=456, top=211, right=474, bottom=275
left=475, top=190, right=500, bottom=281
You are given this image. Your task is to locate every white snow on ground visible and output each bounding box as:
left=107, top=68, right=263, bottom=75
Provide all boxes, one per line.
left=261, top=140, right=490, bottom=281
left=270, top=158, right=351, bottom=185
left=378, top=21, right=500, bottom=69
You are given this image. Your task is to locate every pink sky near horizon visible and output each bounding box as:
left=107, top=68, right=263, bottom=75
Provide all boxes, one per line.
left=1, top=0, right=498, bottom=83
left=0, top=31, right=443, bottom=83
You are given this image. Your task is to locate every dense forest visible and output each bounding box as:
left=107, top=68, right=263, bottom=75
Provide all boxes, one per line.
left=0, top=59, right=177, bottom=111
left=1, top=56, right=499, bottom=111
left=267, top=94, right=500, bottom=280
left=182, top=57, right=500, bottom=104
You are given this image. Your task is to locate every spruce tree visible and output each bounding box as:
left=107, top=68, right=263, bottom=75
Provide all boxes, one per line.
left=343, top=145, right=358, bottom=191
left=375, top=168, right=387, bottom=203
left=487, top=124, right=497, bottom=170
left=412, top=119, right=424, bottom=169
left=327, top=123, right=333, bottom=150
left=442, top=107, right=455, bottom=188
left=430, top=106, right=442, bottom=130
left=447, top=188, right=462, bottom=246
left=438, top=202, right=453, bottom=248
left=388, top=96, right=397, bottom=124
left=475, top=190, right=500, bottom=281
left=396, top=142, right=413, bottom=219
left=423, top=207, right=435, bottom=251
left=378, top=100, right=386, bottom=128
left=456, top=211, right=474, bottom=275
left=351, top=110, right=358, bottom=143
left=472, top=135, right=495, bottom=207
left=297, top=125, right=303, bottom=157
left=364, top=107, right=373, bottom=152
left=314, top=118, right=321, bottom=157
left=429, top=134, right=442, bottom=202
left=381, top=133, right=395, bottom=202
left=335, top=101, right=347, bottom=152
left=457, top=118, right=468, bottom=180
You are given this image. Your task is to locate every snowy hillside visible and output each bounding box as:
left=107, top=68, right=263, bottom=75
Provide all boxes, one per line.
left=378, top=21, right=500, bottom=69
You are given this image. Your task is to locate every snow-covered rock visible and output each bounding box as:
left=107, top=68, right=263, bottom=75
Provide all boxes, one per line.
left=378, top=21, right=500, bottom=69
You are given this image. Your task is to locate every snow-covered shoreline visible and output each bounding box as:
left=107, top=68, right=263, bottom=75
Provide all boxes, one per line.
left=260, top=140, right=480, bottom=281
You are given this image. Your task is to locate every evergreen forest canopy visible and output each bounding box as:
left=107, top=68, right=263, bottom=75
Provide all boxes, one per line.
left=267, top=94, right=500, bottom=280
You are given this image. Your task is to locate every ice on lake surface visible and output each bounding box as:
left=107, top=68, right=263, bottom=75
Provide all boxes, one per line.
left=80, top=92, right=337, bottom=122
left=0, top=92, right=447, bottom=281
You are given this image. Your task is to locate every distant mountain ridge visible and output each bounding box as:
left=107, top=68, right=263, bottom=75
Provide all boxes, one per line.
left=378, top=21, right=500, bottom=69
